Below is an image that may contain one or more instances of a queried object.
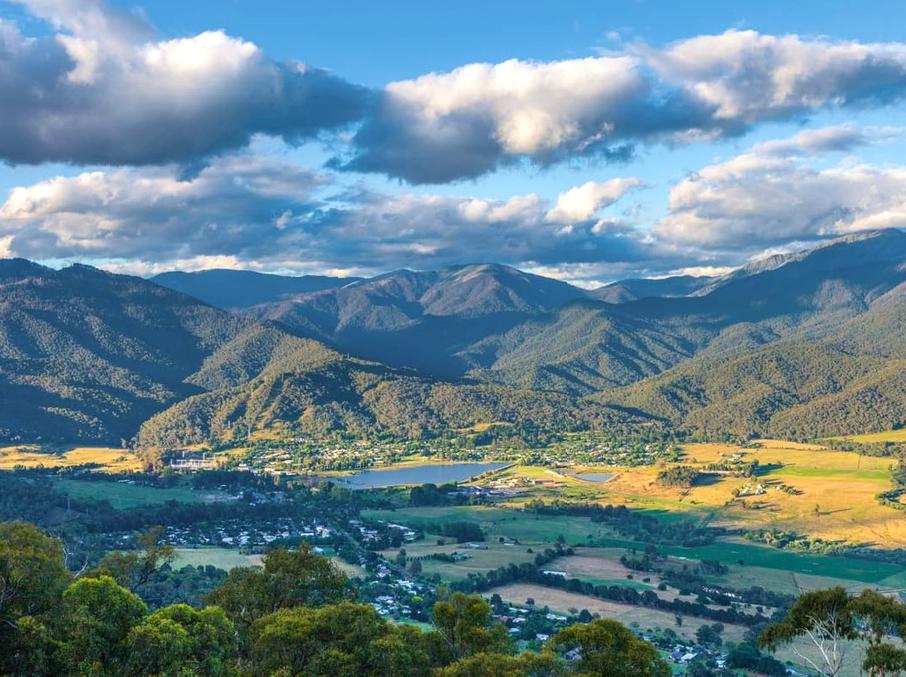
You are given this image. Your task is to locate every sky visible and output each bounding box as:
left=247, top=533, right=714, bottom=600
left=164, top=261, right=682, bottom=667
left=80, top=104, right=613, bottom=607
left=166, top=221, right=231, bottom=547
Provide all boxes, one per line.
left=4, top=1, right=906, bottom=285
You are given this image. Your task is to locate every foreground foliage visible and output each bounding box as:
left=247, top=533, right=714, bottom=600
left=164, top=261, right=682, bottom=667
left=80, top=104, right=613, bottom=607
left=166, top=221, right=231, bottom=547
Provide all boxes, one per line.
left=0, top=520, right=671, bottom=677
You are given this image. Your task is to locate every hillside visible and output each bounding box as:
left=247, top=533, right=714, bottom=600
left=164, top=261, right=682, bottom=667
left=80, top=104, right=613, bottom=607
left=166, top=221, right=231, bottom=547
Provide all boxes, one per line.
left=243, top=263, right=590, bottom=376
left=0, top=261, right=250, bottom=441
left=137, top=352, right=619, bottom=449
left=3, top=229, right=906, bottom=446
left=608, top=289, right=906, bottom=437
left=0, top=259, right=632, bottom=448
left=237, top=231, right=906, bottom=400
left=152, top=269, right=360, bottom=310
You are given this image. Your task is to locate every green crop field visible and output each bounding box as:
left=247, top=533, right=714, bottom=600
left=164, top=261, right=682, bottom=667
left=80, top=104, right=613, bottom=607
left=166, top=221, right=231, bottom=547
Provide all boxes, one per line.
left=365, top=506, right=619, bottom=545
left=382, top=540, right=537, bottom=581
left=53, top=478, right=222, bottom=509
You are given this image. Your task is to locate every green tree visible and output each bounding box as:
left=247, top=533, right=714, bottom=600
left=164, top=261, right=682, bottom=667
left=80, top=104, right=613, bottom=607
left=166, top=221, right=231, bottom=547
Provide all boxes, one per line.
left=759, top=587, right=854, bottom=676
left=248, top=602, right=433, bottom=676
left=432, top=592, right=512, bottom=661
left=0, top=522, right=70, bottom=671
left=206, top=544, right=350, bottom=631
left=123, top=615, right=192, bottom=677
left=760, top=587, right=906, bottom=677
left=125, top=604, right=237, bottom=677
left=93, top=526, right=175, bottom=591
left=695, top=623, right=723, bottom=647
left=56, top=575, right=148, bottom=675
left=434, top=651, right=565, bottom=677
left=548, top=618, right=670, bottom=677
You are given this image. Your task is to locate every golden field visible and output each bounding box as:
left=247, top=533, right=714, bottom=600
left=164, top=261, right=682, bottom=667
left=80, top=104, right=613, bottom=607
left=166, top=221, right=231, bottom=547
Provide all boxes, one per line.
left=0, top=445, right=143, bottom=472
left=486, top=440, right=905, bottom=547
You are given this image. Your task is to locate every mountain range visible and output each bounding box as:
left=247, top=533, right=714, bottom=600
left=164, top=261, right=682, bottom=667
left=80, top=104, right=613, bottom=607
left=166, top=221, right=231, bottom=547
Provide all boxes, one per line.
left=3, top=228, right=906, bottom=452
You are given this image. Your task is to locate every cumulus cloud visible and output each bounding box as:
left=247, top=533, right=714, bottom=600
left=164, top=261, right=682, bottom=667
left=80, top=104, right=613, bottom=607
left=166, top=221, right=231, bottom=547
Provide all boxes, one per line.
left=546, top=178, right=643, bottom=223
left=0, top=0, right=369, bottom=165
left=0, top=155, right=327, bottom=261
left=655, top=126, right=906, bottom=247
left=641, top=30, right=906, bottom=123
left=342, top=29, right=906, bottom=183
left=7, top=2, right=906, bottom=188
left=308, top=187, right=644, bottom=269
left=340, top=55, right=701, bottom=183
left=0, top=157, right=643, bottom=272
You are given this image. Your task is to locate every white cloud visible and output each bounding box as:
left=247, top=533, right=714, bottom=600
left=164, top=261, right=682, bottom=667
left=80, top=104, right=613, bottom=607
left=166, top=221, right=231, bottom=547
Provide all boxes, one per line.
left=0, top=154, right=326, bottom=260
left=640, top=30, right=906, bottom=123
left=655, top=126, right=906, bottom=247
left=346, top=30, right=906, bottom=183
left=0, top=0, right=368, bottom=165
left=0, top=161, right=643, bottom=272
left=546, top=178, right=642, bottom=223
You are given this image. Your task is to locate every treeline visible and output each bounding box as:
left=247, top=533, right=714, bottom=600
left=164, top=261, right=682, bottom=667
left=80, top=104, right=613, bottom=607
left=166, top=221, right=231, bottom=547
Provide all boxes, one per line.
left=1, top=521, right=673, bottom=677
left=823, top=437, right=906, bottom=457
left=745, top=528, right=906, bottom=567
left=525, top=499, right=721, bottom=546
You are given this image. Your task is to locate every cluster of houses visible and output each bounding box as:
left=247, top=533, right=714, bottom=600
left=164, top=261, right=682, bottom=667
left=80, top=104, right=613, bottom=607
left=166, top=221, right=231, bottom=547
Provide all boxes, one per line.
left=491, top=605, right=571, bottom=643
left=161, top=517, right=335, bottom=550
left=361, top=576, right=429, bottom=618
left=349, top=519, right=418, bottom=546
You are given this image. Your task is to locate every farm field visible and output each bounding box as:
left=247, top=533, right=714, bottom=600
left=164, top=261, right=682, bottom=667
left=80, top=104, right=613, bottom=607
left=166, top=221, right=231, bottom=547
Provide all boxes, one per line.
left=365, top=505, right=619, bottom=545
left=487, top=583, right=749, bottom=644
left=171, top=546, right=365, bottom=578
left=489, top=582, right=871, bottom=675
left=381, top=540, right=538, bottom=581
left=549, top=547, right=900, bottom=598
left=485, top=440, right=905, bottom=547
left=366, top=503, right=900, bottom=584
left=172, top=547, right=261, bottom=570
left=53, top=478, right=226, bottom=509
left=0, top=445, right=142, bottom=472
left=830, top=429, right=906, bottom=444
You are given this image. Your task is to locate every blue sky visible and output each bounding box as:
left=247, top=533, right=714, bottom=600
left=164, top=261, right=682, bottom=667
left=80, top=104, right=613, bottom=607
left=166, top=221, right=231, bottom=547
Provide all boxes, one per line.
left=3, top=0, right=906, bottom=284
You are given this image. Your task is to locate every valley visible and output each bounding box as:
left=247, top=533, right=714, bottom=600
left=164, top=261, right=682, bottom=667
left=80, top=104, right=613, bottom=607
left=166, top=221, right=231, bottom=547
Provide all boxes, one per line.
left=5, top=230, right=906, bottom=675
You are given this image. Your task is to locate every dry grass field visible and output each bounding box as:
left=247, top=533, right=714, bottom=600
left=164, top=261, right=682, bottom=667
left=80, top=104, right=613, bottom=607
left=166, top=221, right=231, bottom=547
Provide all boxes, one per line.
left=381, top=539, right=538, bottom=581
left=0, top=445, right=142, bottom=472
left=831, top=429, right=906, bottom=444
left=488, top=583, right=749, bottom=644
left=487, top=440, right=905, bottom=547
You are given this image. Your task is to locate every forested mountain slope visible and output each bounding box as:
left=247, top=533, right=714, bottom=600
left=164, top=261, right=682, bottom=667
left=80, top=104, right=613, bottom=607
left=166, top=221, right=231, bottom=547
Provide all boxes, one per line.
left=607, top=287, right=906, bottom=437
left=3, top=229, right=906, bottom=446
left=237, top=231, right=906, bottom=399
left=0, top=261, right=254, bottom=441
left=590, top=275, right=716, bottom=303
left=137, top=344, right=624, bottom=450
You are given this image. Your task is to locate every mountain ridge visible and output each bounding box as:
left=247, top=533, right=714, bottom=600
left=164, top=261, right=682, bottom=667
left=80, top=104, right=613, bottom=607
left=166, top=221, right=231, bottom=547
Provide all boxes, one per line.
left=3, top=229, right=906, bottom=447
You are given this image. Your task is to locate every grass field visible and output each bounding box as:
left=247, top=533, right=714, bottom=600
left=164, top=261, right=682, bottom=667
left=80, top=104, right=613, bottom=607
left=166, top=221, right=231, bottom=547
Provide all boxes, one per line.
left=53, top=478, right=223, bottom=509
left=488, top=583, right=748, bottom=644
left=831, top=429, right=906, bottom=444
left=0, top=445, right=142, bottom=472
left=172, top=547, right=365, bottom=578
left=366, top=502, right=899, bottom=584
left=172, top=547, right=261, bottom=569
left=365, top=505, right=623, bottom=545
left=382, top=540, right=538, bottom=581
left=480, top=440, right=906, bottom=548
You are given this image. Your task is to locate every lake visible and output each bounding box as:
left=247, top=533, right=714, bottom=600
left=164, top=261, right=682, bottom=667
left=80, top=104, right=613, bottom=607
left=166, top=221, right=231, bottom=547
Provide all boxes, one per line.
left=572, top=472, right=615, bottom=483
left=331, top=462, right=508, bottom=489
